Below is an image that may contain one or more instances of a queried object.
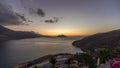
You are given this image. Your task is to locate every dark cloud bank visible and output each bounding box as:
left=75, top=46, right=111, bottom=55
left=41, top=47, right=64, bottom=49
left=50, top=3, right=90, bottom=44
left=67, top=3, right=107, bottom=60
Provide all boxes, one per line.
left=0, top=3, right=25, bottom=25
left=0, top=3, right=46, bottom=26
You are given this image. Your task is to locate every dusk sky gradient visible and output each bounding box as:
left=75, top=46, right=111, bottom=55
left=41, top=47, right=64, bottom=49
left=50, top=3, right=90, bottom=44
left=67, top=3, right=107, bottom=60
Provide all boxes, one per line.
left=1, top=0, right=120, bottom=36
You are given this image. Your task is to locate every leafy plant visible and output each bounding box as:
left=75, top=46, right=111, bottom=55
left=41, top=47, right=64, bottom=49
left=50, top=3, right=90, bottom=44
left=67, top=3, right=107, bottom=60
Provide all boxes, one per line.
left=75, top=53, right=96, bottom=68
left=49, top=56, right=56, bottom=68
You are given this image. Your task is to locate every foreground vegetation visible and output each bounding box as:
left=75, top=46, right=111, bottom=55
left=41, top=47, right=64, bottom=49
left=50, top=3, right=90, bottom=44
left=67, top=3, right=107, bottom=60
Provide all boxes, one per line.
left=32, top=47, right=120, bottom=68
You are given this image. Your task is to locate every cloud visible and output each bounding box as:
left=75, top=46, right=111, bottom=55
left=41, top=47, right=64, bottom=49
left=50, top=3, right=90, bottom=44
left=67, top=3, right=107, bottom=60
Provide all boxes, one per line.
left=16, top=13, right=26, bottom=21
left=28, top=20, right=33, bottom=23
left=0, top=3, right=26, bottom=25
left=37, top=8, right=45, bottom=17
left=53, top=17, right=59, bottom=22
left=0, top=2, right=46, bottom=26
left=28, top=8, right=45, bottom=17
left=21, top=0, right=45, bottom=17
left=45, top=17, right=60, bottom=23
left=45, top=19, right=55, bottom=23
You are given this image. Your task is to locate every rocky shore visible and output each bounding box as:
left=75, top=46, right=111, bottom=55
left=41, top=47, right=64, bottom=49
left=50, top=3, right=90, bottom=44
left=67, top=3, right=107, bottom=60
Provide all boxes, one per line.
left=14, top=53, right=73, bottom=68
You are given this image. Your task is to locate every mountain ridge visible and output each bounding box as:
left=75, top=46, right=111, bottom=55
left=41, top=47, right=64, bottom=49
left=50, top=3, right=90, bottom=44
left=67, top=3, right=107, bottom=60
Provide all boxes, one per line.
left=72, top=29, right=120, bottom=51
left=0, top=25, right=42, bottom=42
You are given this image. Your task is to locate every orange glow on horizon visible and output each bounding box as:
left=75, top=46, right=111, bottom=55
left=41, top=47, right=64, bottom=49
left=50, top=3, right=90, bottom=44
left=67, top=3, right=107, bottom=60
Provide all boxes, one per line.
left=5, top=26, right=95, bottom=36
left=36, top=28, right=92, bottom=36
left=37, top=31, right=90, bottom=36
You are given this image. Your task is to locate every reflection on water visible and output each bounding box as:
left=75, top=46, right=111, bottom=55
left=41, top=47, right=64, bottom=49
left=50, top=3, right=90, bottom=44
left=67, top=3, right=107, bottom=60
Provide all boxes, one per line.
left=0, top=37, right=82, bottom=68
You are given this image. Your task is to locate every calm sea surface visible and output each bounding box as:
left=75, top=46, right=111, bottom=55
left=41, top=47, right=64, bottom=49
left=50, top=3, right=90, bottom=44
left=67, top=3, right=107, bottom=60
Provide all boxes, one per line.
left=0, top=37, right=82, bottom=68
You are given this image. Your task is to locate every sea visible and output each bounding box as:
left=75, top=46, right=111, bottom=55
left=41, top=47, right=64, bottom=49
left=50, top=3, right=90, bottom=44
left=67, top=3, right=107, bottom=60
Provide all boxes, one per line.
left=0, top=37, right=82, bottom=68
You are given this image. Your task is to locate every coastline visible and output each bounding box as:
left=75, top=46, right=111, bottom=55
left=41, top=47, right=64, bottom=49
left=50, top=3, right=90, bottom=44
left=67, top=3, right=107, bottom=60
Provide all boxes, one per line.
left=14, top=53, right=73, bottom=68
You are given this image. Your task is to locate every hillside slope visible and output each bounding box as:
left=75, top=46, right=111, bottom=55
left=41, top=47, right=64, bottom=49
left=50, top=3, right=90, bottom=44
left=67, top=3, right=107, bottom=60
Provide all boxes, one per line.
left=72, top=29, right=120, bottom=51
left=0, top=25, right=42, bottom=42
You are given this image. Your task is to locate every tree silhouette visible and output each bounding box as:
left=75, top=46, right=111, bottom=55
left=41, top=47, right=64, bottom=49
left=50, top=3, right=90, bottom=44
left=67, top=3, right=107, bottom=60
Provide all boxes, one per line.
left=95, top=48, right=112, bottom=64
left=75, top=53, right=96, bottom=68
left=49, top=56, right=56, bottom=68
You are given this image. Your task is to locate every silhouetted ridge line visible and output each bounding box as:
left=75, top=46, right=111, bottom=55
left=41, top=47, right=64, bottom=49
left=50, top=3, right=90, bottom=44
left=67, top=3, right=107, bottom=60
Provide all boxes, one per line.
left=0, top=25, right=42, bottom=42
left=72, top=29, right=120, bottom=51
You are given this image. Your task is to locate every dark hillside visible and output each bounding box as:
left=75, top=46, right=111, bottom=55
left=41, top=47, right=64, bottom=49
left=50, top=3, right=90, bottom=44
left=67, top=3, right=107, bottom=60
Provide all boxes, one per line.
left=72, top=29, right=120, bottom=51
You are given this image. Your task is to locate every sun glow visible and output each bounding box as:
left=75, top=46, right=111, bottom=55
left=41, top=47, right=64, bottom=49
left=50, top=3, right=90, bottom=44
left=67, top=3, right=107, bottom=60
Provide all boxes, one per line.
left=37, top=29, right=89, bottom=36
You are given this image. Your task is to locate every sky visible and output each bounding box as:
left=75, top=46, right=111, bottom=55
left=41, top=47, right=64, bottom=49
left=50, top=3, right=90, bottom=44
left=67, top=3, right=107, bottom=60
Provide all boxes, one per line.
left=0, top=0, right=120, bottom=36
